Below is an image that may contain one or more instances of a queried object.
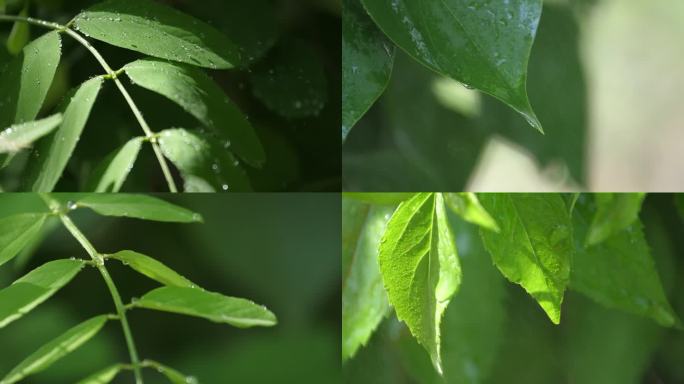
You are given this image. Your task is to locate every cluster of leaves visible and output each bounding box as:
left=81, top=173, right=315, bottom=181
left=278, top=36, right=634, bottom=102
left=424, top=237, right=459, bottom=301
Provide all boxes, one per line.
left=342, top=1, right=588, bottom=190
left=0, top=0, right=338, bottom=192
left=342, top=192, right=683, bottom=381
left=0, top=194, right=276, bottom=383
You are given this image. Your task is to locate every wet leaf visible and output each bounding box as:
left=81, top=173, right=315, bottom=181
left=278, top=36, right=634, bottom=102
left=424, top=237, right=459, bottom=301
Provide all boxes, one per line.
left=86, top=137, right=144, bottom=192
left=73, top=194, right=203, bottom=223
left=143, top=360, right=191, bottom=384
left=109, top=250, right=196, bottom=288
left=0, top=213, right=47, bottom=267
left=0, top=114, right=63, bottom=154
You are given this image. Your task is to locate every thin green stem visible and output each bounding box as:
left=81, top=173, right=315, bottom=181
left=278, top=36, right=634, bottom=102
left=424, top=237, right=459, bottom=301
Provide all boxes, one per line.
left=0, top=14, right=178, bottom=192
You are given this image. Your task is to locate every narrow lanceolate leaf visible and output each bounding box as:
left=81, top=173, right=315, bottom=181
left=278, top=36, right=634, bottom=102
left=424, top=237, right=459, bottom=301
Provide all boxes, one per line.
left=342, top=199, right=392, bottom=361
left=0, top=259, right=85, bottom=328
left=586, top=193, right=646, bottom=246
left=158, top=129, right=252, bottom=192
left=6, top=6, right=29, bottom=55
left=0, top=213, right=47, bottom=267
left=144, top=360, right=191, bottom=384
left=133, top=286, right=277, bottom=328
left=75, top=364, right=123, bottom=384
left=109, top=250, right=195, bottom=288
left=29, top=77, right=103, bottom=192
left=361, top=0, right=544, bottom=132
left=1, top=315, right=110, bottom=384
left=86, top=137, right=143, bottom=192
left=342, top=0, right=395, bottom=141
left=124, top=59, right=264, bottom=167
left=0, top=31, right=61, bottom=128
left=479, top=194, right=573, bottom=324
left=73, top=0, right=243, bottom=69
left=343, top=192, right=413, bottom=206
left=379, top=193, right=461, bottom=373
left=571, top=197, right=679, bottom=327
left=74, top=194, right=202, bottom=223
left=444, top=193, right=499, bottom=232
left=0, top=114, right=63, bottom=154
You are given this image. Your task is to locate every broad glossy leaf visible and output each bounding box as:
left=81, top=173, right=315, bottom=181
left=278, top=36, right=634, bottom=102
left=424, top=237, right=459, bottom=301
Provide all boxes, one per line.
left=158, top=128, right=252, bottom=192
left=144, top=360, right=191, bottom=384
left=0, top=31, right=61, bottom=128
left=1, top=315, right=109, bottom=384
left=444, top=193, right=499, bottom=232
left=342, top=0, right=395, bottom=141
left=124, top=59, right=264, bottom=167
left=342, top=200, right=392, bottom=361
left=343, top=192, right=413, bottom=206
left=6, top=6, right=29, bottom=55
left=29, top=77, right=103, bottom=192
left=361, top=0, right=543, bottom=132
left=571, top=197, right=678, bottom=327
left=479, top=193, right=573, bottom=324
left=73, top=0, right=242, bottom=69
left=75, top=364, right=123, bottom=384
left=74, top=194, right=202, bottom=223
left=0, top=213, right=46, bottom=267
left=86, top=137, right=143, bottom=192
left=0, top=259, right=85, bottom=328
left=379, top=193, right=460, bottom=373
left=0, top=114, right=62, bottom=154
left=109, top=250, right=195, bottom=288
left=586, top=193, right=646, bottom=246
left=133, top=286, right=277, bottom=328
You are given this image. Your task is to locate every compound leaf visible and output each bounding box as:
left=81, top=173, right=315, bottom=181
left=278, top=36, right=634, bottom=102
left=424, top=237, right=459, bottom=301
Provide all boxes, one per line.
left=0, top=259, right=85, bottom=328
left=1, top=315, right=109, bottom=384
left=379, top=193, right=461, bottom=373
left=124, top=59, right=264, bottom=167
left=75, top=364, right=123, bottom=384
left=73, top=0, right=243, bottom=69
left=444, top=193, right=499, bottom=232
left=361, top=0, right=543, bottom=132
left=109, top=250, right=195, bottom=288
left=479, top=193, right=573, bottom=324
left=73, top=194, right=202, bottom=223
left=586, top=193, right=646, bottom=246
left=133, top=286, right=277, bottom=328
left=0, top=114, right=63, bottom=154
left=86, top=137, right=144, bottom=192
left=0, top=213, right=47, bottom=267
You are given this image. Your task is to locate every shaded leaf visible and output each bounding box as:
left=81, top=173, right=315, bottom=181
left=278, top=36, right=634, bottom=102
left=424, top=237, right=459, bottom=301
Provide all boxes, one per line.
left=586, top=193, right=646, bottom=246
left=86, top=137, right=143, bottom=192
left=445, top=193, right=499, bottom=232
left=109, top=250, right=195, bottom=288
left=0, top=114, right=62, bottom=154
left=343, top=192, right=413, bottom=206
left=1, top=315, right=109, bottom=384
left=75, top=364, right=123, bottom=384
left=73, top=0, right=242, bottom=69
left=0, top=259, right=85, bottom=328
left=144, top=360, right=191, bottom=384
left=361, top=0, right=543, bottom=131
left=0, top=213, right=46, bottom=267
left=133, top=286, right=277, bottom=328
left=124, top=59, right=264, bottom=167
left=74, top=194, right=202, bottom=223
left=479, top=193, right=572, bottom=324
left=378, top=193, right=460, bottom=373
left=6, top=5, right=29, bottom=55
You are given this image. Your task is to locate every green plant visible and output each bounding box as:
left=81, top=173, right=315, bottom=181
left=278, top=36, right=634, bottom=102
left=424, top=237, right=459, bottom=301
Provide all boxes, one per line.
left=342, top=192, right=683, bottom=382
left=0, top=194, right=276, bottom=384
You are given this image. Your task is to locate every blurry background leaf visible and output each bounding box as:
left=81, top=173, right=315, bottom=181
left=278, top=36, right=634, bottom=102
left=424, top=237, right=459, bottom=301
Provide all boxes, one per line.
left=5, top=4, right=28, bottom=55
left=586, top=193, right=646, bottom=246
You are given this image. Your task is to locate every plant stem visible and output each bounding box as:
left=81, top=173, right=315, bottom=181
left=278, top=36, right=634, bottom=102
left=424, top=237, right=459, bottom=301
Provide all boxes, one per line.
left=0, top=14, right=178, bottom=193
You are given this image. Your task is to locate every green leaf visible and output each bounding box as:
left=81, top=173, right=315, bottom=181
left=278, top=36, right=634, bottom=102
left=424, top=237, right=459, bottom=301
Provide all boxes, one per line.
left=75, top=364, right=123, bottom=384
left=444, top=193, right=499, bottom=232
left=6, top=6, right=29, bottom=55
left=250, top=38, right=328, bottom=119
left=343, top=192, right=413, bottom=206
left=0, top=213, right=46, bottom=267
left=0, top=259, right=85, bottom=328
left=479, top=193, right=573, bottom=324
left=0, top=31, right=61, bottom=128
left=124, top=59, right=264, bottom=167
left=109, top=250, right=195, bottom=288
left=73, top=194, right=202, bottom=223
left=342, top=0, right=395, bottom=141
left=342, top=200, right=392, bottom=361
left=86, top=137, right=143, bottom=192
left=0, top=114, right=63, bottom=154
left=133, top=286, right=277, bottom=328
left=586, top=193, right=646, bottom=246
left=158, top=128, right=252, bottom=192
left=143, top=360, right=191, bottom=384
left=571, top=197, right=679, bottom=327
left=378, top=193, right=461, bottom=373
left=28, top=77, right=103, bottom=192
left=361, top=0, right=543, bottom=132
left=0, top=0, right=5, bottom=14
left=73, top=0, right=243, bottom=69
left=1, top=315, right=109, bottom=384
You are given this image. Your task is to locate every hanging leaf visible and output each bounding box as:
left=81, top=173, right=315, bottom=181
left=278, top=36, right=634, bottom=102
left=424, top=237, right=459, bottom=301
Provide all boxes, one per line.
left=378, top=193, right=461, bottom=373
left=0, top=213, right=47, bottom=267
left=361, top=0, right=543, bottom=132
left=0, top=114, right=63, bottom=154
left=585, top=193, right=646, bottom=246
left=108, top=250, right=196, bottom=288
left=73, top=194, right=203, bottom=223
left=1, top=315, right=110, bottom=384
left=0, top=259, right=85, bottom=328
left=73, top=0, right=243, bottom=69
left=75, top=364, right=123, bottom=384
left=444, top=193, right=499, bottom=232
left=479, top=193, right=573, bottom=324
left=133, top=286, right=277, bottom=328
left=123, top=59, right=264, bottom=167
left=86, top=137, right=144, bottom=192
